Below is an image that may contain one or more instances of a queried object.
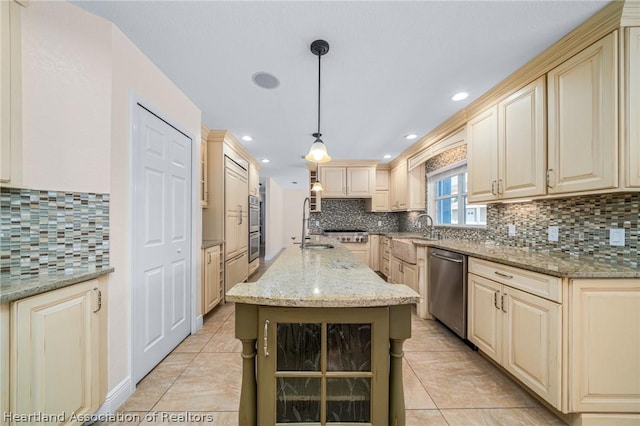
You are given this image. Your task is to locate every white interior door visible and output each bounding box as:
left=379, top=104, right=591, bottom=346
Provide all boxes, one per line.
left=133, top=104, right=192, bottom=383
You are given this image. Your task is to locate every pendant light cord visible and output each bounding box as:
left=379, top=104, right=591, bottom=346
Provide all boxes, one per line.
left=317, top=52, right=321, bottom=136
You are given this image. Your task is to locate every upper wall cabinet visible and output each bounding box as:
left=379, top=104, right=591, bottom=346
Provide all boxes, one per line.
left=249, top=162, right=260, bottom=197
left=390, top=162, right=407, bottom=211
left=0, top=1, right=24, bottom=186
left=625, top=27, right=639, bottom=188
left=319, top=165, right=375, bottom=198
left=547, top=31, right=618, bottom=194
left=468, top=77, right=546, bottom=203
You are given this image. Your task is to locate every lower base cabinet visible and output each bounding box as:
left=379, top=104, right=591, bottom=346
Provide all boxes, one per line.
left=235, top=303, right=412, bottom=425
left=341, top=241, right=370, bottom=267
left=468, top=273, right=561, bottom=408
left=202, top=245, right=223, bottom=315
left=389, top=256, right=418, bottom=294
left=468, top=257, right=640, bottom=422
left=9, top=278, right=108, bottom=424
left=225, top=251, right=248, bottom=294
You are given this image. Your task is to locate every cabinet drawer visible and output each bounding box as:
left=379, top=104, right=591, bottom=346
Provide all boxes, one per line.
left=469, top=257, right=562, bottom=303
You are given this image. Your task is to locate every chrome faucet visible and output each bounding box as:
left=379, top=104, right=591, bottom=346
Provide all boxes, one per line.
left=414, top=213, right=435, bottom=239
left=301, top=197, right=311, bottom=249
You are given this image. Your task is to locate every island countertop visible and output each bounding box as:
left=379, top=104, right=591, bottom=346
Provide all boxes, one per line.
left=226, top=236, right=420, bottom=308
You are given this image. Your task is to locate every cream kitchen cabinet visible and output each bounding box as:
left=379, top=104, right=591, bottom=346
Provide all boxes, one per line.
left=407, top=163, right=425, bottom=210
left=0, top=0, right=24, bottom=185
left=389, top=256, right=418, bottom=294
left=10, top=279, right=108, bottom=423
left=225, top=250, right=248, bottom=293
left=380, top=236, right=390, bottom=278
left=547, top=31, right=618, bottom=194
left=200, top=128, right=209, bottom=207
left=202, top=244, right=223, bottom=315
left=468, top=258, right=562, bottom=409
left=375, top=168, right=389, bottom=190
left=390, top=162, right=407, bottom=211
left=468, top=77, right=546, bottom=203
left=369, top=235, right=380, bottom=272
left=319, top=166, right=375, bottom=198
left=249, top=162, right=260, bottom=197
left=625, top=27, right=639, bottom=188
left=341, top=240, right=371, bottom=267
left=569, top=278, right=640, bottom=413
left=224, top=157, right=248, bottom=260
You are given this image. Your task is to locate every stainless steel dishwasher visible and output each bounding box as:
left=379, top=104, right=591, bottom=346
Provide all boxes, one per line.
left=428, top=248, right=467, bottom=339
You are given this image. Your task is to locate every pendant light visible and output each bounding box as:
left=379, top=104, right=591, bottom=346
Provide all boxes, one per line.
left=305, top=40, right=331, bottom=163
left=311, top=162, right=324, bottom=192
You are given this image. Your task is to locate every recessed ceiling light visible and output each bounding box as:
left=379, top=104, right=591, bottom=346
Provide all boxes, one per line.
left=452, top=92, right=469, bottom=101
left=241, top=135, right=253, bottom=142
left=404, top=134, right=418, bottom=140
left=383, top=154, right=392, bottom=159
left=252, top=72, right=280, bottom=89
left=261, top=158, right=270, bottom=163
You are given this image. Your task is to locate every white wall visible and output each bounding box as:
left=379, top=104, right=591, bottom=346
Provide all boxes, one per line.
left=264, top=178, right=284, bottom=260
left=282, top=188, right=308, bottom=244
left=109, top=26, right=202, bottom=391
left=264, top=179, right=309, bottom=260
left=21, top=1, right=112, bottom=193
left=19, top=1, right=202, bottom=404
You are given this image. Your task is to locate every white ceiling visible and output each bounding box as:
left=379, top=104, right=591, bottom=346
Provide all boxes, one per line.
left=72, top=0, right=608, bottom=189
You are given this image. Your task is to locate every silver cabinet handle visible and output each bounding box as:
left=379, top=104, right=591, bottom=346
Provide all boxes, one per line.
left=491, top=180, right=497, bottom=195
left=546, top=169, right=554, bottom=188
left=494, top=271, right=514, bottom=279
left=93, top=287, right=102, bottom=313
left=207, top=252, right=212, bottom=264
left=497, top=179, right=503, bottom=194
left=263, top=320, right=270, bottom=357
left=430, top=252, right=464, bottom=263
left=494, top=291, right=500, bottom=310
left=501, top=293, right=507, bottom=313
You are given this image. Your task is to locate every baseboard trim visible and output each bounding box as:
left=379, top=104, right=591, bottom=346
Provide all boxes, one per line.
left=194, top=314, right=203, bottom=333
left=94, top=376, right=133, bottom=417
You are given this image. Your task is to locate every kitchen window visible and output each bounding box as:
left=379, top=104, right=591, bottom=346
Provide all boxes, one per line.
left=428, top=162, right=486, bottom=227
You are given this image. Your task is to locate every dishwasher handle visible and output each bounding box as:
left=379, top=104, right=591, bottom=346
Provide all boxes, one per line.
left=430, top=252, right=464, bottom=263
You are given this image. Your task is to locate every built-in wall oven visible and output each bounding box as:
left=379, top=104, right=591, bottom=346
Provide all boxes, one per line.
left=249, top=196, right=260, bottom=234
left=249, top=196, right=260, bottom=262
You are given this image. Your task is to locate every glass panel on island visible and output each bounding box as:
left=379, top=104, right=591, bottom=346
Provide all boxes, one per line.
left=327, top=323, right=371, bottom=372
left=326, top=377, right=372, bottom=423
left=276, top=377, right=321, bottom=423
left=276, top=323, right=322, bottom=371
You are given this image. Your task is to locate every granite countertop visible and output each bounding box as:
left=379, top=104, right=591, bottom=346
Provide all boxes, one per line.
left=202, top=239, right=224, bottom=249
left=1, top=266, right=115, bottom=303
left=408, top=238, right=637, bottom=279
left=226, top=236, right=420, bottom=308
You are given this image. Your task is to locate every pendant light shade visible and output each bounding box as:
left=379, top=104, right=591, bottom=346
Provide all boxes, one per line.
left=305, top=40, right=331, bottom=163
left=305, top=136, right=331, bottom=163
left=311, top=180, right=324, bottom=192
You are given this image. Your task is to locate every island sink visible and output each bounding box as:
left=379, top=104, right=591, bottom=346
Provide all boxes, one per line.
left=302, top=243, right=335, bottom=250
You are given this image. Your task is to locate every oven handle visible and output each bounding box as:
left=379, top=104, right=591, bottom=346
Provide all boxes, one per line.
left=430, top=252, right=464, bottom=263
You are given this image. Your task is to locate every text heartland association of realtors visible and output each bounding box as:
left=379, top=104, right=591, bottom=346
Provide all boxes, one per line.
left=3, top=411, right=216, bottom=423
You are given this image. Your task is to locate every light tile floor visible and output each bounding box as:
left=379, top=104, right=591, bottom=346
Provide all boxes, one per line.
left=105, top=256, right=564, bottom=425
left=106, top=299, right=565, bottom=425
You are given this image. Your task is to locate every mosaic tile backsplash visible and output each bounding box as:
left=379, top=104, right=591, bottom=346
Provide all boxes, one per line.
left=309, top=199, right=400, bottom=233
left=1, top=187, right=110, bottom=277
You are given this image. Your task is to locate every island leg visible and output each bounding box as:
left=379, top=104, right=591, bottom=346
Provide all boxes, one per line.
left=235, top=303, right=258, bottom=426
left=389, top=304, right=412, bottom=426
left=239, top=339, right=257, bottom=426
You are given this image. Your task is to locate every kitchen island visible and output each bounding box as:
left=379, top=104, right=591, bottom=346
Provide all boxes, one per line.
left=226, top=237, right=420, bottom=425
